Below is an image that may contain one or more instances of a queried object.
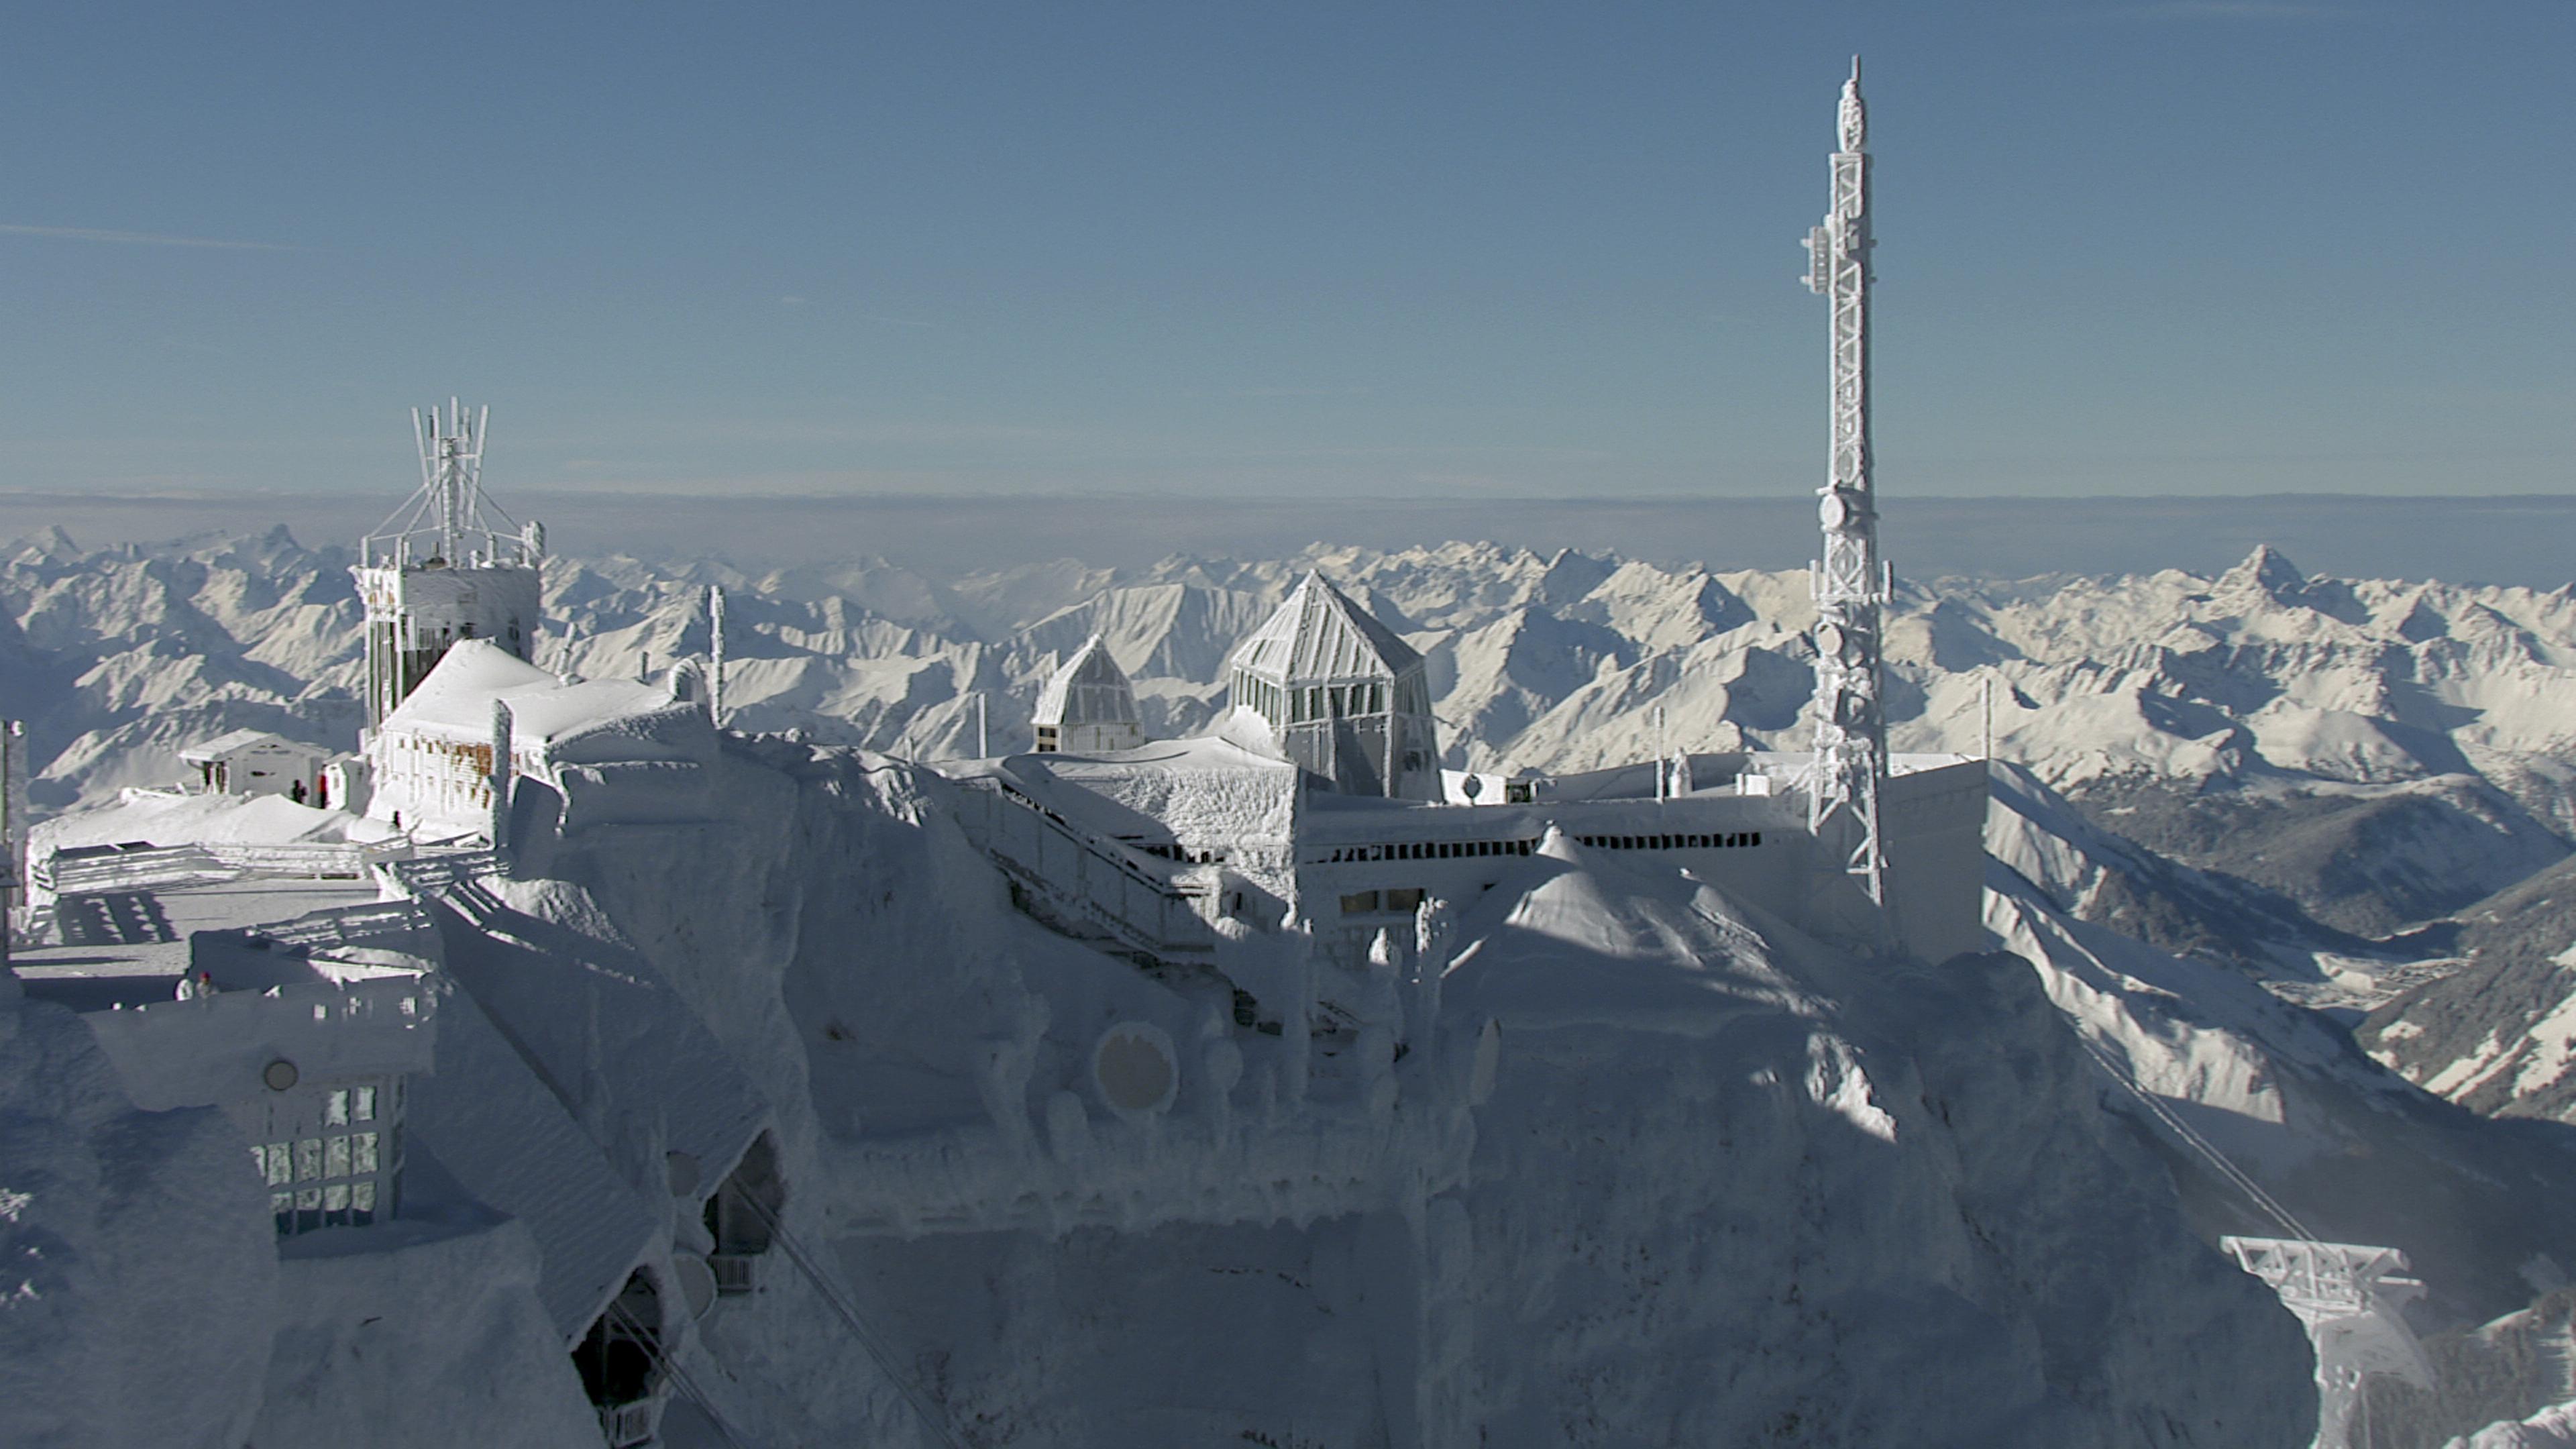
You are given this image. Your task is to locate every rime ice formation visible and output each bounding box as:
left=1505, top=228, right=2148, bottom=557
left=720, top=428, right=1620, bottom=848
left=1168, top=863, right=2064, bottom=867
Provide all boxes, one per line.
left=0, top=982, right=278, bottom=1448
left=1030, top=633, right=1144, bottom=755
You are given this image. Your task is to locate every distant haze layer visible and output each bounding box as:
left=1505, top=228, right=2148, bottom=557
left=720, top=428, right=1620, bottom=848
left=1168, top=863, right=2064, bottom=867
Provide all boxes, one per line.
left=1, top=490, right=2567, bottom=589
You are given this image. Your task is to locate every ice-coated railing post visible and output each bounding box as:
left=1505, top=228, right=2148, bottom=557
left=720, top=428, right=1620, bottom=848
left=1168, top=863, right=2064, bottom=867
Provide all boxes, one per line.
left=1800, top=56, right=1890, bottom=906
left=0, top=720, right=15, bottom=969
left=489, top=699, right=514, bottom=854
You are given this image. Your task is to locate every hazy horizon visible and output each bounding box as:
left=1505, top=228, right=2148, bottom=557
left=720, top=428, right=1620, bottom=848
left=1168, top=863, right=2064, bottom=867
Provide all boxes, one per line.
left=3, top=488, right=2567, bottom=590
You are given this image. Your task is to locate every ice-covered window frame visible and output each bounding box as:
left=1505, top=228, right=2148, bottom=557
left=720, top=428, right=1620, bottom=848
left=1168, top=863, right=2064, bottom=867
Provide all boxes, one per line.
left=244, top=1073, right=405, bottom=1236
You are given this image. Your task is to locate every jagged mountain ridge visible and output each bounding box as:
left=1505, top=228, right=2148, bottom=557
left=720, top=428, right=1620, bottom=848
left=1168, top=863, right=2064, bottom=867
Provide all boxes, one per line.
left=11, top=528, right=2576, bottom=835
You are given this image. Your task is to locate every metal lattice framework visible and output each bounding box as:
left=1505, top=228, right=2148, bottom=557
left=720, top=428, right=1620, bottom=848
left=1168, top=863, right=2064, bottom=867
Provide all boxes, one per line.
left=358, top=399, right=543, bottom=570
left=1801, top=58, right=1890, bottom=904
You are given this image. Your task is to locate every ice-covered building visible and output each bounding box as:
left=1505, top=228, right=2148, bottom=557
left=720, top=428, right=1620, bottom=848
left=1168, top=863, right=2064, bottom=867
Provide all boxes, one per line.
left=366, top=640, right=717, bottom=841
left=11, top=873, right=439, bottom=1236
left=1032, top=633, right=1145, bottom=754
left=947, top=558, right=1989, bottom=994
left=352, top=401, right=545, bottom=731
left=1220, top=570, right=1442, bottom=801
left=180, top=729, right=330, bottom=804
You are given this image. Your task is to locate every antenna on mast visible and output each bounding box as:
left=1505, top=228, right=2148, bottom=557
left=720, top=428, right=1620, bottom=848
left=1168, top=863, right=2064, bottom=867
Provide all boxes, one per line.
left=365, top=400, right=527, bottom=570
left=1801, top=58, right=1890, bottom=906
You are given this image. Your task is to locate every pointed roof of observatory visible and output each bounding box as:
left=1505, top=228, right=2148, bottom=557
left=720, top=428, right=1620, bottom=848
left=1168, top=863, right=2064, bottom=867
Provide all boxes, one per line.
left=1032, top=633, right=1140, bottom=728
left=1228, top=571, right=1422, bottom=686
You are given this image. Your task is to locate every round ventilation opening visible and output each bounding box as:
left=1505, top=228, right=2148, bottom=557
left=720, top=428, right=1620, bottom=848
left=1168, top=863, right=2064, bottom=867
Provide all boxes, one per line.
left=1092, top=1022, right=1178, bottom=1120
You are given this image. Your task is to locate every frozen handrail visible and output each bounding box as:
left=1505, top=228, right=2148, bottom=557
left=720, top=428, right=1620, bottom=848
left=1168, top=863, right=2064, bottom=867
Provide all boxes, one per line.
left=953, top=777, right=1220, bottom=967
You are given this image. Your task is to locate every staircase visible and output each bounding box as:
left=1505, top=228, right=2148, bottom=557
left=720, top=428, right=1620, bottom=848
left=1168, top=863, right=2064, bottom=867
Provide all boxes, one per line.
left=951, top=777, right=1219, bottom=971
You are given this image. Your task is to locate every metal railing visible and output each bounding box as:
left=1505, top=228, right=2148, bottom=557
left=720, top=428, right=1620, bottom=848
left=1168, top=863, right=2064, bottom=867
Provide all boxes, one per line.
left=953, top=777, right=1218, bottom=968
left=709, top=1254, right=757, bottom=1297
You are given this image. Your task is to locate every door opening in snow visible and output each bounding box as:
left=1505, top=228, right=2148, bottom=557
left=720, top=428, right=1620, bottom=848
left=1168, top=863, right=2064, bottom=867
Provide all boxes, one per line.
left=704, top=1132, right=786, bottom=1296
left=575, top=1269, right=665, bottom=1448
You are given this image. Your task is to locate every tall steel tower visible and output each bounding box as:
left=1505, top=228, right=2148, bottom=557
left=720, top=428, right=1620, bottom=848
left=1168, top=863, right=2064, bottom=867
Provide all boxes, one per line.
left=1801, top=58, right=1890, bottom=904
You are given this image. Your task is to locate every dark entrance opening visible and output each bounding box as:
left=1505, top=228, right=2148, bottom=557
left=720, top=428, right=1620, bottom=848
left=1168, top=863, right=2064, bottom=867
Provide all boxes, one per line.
left=574, top=1269, right=663, bottom=1448
left=703, top=1132, right=786, bottom=1296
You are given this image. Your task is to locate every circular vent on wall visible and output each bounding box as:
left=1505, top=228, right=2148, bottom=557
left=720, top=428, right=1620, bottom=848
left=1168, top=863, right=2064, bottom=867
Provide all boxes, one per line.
left=1092, top=1022, right=1178, bottom=1120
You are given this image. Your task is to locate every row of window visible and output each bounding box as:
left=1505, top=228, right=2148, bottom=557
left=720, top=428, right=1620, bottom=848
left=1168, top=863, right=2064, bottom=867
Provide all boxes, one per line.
left=1574, top=831, right=1764, bottom=851
left=1315, top=839, right=1538, bottom=865
left=1136, top=843, right=1229, bottom=865
left=1309, top=829, right=1765, bottom=868
left=1340, top=888, right=1427, bottom=917
left=258, top=1130, right=387, bottom=1187
left=1234, top=674, right=1432, bottom=728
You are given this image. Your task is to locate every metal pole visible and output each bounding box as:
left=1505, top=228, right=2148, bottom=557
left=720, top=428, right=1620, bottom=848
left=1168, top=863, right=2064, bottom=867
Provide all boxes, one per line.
left=707, top=585, right=727, bottom=726
left=0, top=720, right=15, bottom=969
left=977, top=691, right=989, bottom=758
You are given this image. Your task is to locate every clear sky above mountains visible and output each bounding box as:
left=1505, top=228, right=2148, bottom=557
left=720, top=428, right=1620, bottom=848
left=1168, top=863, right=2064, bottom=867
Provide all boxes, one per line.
left=1, top=1, right=2567, bottom=510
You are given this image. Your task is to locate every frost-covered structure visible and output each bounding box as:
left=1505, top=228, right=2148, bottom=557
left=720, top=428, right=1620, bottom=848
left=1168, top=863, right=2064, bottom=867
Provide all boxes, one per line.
left=366, top=640, right=716, bottom=841
left=2224, top=1236, right=2434, bottom=1449
left=1222, top=569, right=1442, bottom=800
left=179, top=729, right=328, bottom=803
left=1031, top=633, right=1144, bottom=755
left=352, top=402, right=544, bottom=731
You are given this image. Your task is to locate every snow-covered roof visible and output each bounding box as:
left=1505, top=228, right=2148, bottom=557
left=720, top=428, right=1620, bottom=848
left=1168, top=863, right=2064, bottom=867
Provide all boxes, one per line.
left=1032, top=633, right=1140, bottom=728
left=405, top=983, right=662, bottom=1341
left=380, top=638, right=680, bottom=747
left=1226, top=572, right=1422, bottom=686
left=179, top=729, right=315, bottom=763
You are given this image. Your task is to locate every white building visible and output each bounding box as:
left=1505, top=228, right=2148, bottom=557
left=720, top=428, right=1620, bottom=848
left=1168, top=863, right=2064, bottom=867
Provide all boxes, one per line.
left=1032, top=633, right=1146, bottom=755
left=366, top=639, right=717, bottom=842
left=179, top=729, right=329, bottom=803
left=946, top=572, right=1990, bottom=1007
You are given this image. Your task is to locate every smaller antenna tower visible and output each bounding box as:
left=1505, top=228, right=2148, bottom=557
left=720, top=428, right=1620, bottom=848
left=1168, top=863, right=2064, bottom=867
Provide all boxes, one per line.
left=359, top=400, right=541, bottom=571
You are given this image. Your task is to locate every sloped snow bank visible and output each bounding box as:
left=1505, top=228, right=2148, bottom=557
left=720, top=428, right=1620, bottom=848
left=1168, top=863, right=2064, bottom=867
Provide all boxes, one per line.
left=534, top=749, right=2316, bottom=1446
left=1438, top=841, right=2313, bottom=1447
left=0, top=980, right=277, bottom=1449
left=247, top=1202, right=602, bottom=1449
left=1988, top=769, right=2576, bottom=1326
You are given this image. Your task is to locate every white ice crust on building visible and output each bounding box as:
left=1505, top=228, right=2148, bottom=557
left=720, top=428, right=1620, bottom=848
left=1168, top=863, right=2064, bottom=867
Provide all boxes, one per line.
left=1223, top=570, right=1442, bottom=800
left=1031, top=633, right=1146, bottom=755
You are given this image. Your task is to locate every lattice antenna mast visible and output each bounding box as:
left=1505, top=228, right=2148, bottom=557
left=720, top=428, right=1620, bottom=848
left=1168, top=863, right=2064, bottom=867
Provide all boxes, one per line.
left=361, top=399, right=540, bottom=569
left=420, top=399, right=485, bottom=560
left=1801, top=58, right=1890, bottom=904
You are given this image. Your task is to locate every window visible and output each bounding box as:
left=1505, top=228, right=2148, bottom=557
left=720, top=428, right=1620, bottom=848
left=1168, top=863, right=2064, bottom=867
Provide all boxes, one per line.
left=1340, top=890, right=1380, bottom=914
left=1385, top=888, right=1426, bottom=912
left=355, top=1086, right=376, bottom=1122
left=327, top=1089, right=349, bottom=1126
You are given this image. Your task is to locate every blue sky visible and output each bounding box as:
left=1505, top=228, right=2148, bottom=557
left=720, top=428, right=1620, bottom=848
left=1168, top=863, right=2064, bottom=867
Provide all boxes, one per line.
left=1, top=1, right=2567, bottom=506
